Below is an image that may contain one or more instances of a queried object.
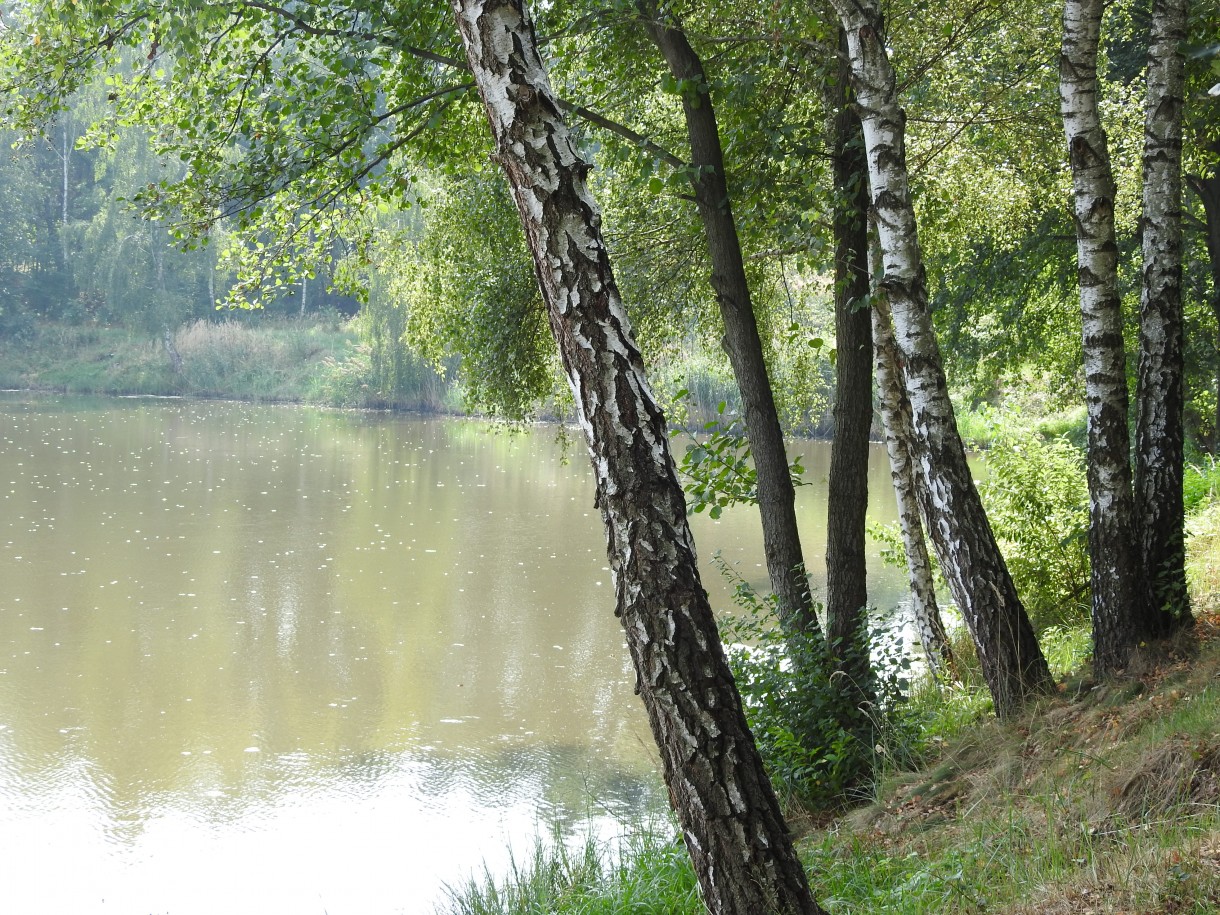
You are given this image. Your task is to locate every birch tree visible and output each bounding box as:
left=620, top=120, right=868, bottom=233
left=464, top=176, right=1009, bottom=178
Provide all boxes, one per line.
left=1192, top=143, right=1220, bottom=443
left=1135, top=0, right=1192, bottom=634
left=1060, top=0, right=1150, bottom=675
left=450, top=1, right=825, bottom=910
left=825, top=0, right=1052, bottom=716
left=872, top=292, right=956, bottom=678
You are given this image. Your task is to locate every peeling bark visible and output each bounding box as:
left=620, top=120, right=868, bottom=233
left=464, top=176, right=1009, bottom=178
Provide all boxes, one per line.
left=1135, top=0, right=1191, bottom=634
left=825, top=36, right=875, bottom=696
left=450, top=3, right=824, bottom=912
left=640, top=8, right=820, bottom=639
left=1060, top=0, right=1148, bottom=674
left=827, top=0, right=1051, bottom=716
left=872, top=292, right=955, bottom=679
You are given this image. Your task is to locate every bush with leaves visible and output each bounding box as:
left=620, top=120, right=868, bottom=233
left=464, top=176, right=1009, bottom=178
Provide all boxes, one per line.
left=870, top=420, right=1091, bottom=632
left=977, top=425, right=1091, bottom=629
left=714, top=557, right=917, bottom=810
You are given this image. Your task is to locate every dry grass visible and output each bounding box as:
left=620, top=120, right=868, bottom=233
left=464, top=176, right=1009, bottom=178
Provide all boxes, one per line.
left=805, top=610, right=1220, bottom=914
left=1189, top=502, right=1220, bottom=617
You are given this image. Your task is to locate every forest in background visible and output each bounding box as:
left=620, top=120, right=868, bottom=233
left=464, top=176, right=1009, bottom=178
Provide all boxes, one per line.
left=11, top=0, right=1216, bottom=441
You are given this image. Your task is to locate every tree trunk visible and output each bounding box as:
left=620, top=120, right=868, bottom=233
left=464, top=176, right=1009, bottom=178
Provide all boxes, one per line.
left=1135, top=0, right=1191, bottom=634
left=824, top=35, right=875, bottom=695
left=873, top=292, right=956, bottom=679
left=640, top=9, right=820, bottom=639
left=1060, top=0, right=1148, bottom=675
left=1188, top=154, right=1220, bottom=449
left=827, top=0, right=1052, bottom=717
left=61, top=120, right=70, bottom=265
left=450, top=3, right=825, bottom=912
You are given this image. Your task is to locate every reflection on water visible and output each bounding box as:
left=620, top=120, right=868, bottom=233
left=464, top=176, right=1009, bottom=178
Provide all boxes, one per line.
left=0, top=394, right=906, bottom=914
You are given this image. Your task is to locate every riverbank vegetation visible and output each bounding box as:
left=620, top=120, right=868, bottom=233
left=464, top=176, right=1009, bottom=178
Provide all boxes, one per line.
left=441, top=568, right=1220, bottom=915
left=0, top=314, right=458, bottom=410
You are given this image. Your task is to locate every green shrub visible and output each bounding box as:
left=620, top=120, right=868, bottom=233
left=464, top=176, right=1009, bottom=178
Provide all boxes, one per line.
left=714, top=557, right=917, bottom=810
left=678, top=403, right=806, bottom=519
left=1183, top=457, right=1220, bottom=515
left=977, top=425, right=1091, bottom=629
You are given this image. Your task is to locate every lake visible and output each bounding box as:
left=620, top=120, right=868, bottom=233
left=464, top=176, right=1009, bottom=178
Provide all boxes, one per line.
left=0, top=393, right=909, bottom=914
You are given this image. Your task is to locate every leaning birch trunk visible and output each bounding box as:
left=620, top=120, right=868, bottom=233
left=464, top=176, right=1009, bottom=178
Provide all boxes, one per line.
left=1135, top=0, right=1191, bottom=634
left=451, top=3, right=825, bottom=912
left=827, top=0, right=1051, bottom=716
left=872, top=291, right=955, bottom=679
left=641, top=9, right=820, bottom=639
left=1060, top=0, right=1148, bottom=675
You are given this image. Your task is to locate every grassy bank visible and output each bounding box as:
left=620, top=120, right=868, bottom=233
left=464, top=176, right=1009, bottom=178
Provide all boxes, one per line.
left=0, top=317, right=842, bottom=433
left=440, top=513, right=1220, bottom=914
left=441, top=618, right=1220, bottom=914
left=0, top=317, right=458, bottom=412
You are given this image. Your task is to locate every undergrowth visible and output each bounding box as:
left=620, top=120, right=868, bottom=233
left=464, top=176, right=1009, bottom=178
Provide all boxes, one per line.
left=437, top=827, right=701, bottom=915
left=438, top=611, right=1220, bottom=915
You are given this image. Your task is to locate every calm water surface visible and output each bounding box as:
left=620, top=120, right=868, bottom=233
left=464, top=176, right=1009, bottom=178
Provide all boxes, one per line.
left=0, top=394, right=907, bottom=914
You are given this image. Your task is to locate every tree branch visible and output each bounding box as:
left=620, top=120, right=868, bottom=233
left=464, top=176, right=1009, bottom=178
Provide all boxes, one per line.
left=553, top=98, right=687, bottom=169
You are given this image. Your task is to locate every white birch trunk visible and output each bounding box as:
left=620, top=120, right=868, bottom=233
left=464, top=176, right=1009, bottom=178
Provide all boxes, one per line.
left=872, top=294, right=955, bottom=680
left=450, top=3, right=824, bottom=911
left=1060, top=0, right=1147, bottom=674
left=1135, top=0, right=1190, bottom=631
left=827, top=0, right=1051, bottom=716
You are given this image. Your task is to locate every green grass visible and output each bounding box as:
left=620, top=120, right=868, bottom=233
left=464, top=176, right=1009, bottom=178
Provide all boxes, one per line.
left=814, top=639, right=1220, bottom=913
left=437, top=826, right=702, bottom=915
left=1187, top=490, right=1220, bottom=621
left=1185, top=457, right=1220, bottom=515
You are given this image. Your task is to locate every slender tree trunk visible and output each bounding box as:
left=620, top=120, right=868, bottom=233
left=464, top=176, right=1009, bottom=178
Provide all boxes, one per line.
left=824, top=35, right=874, bottom=694
left=1060, top=0, right=1148, bottom=675
left=155, top=239, right=166, bottom=298
left=640, top=9, right=820, bottom=638
left=61, top=120, right=70, bottom=265
left=451, top=3, right=825, bottom=911
left=1136, top=0, right=1191, bottom=634
left=827, top=0, right=1052, bottom=717
left=872, top=291, right=956, bottom=679
left=1189, top=155, right=1220, bottom=449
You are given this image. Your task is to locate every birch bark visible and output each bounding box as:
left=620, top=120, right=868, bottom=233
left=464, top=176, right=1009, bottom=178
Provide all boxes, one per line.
left=1060, top=0, right=1147, bottom=674
left=872, top=293, right=955, bottom=679
left=827, top=0, right=1051, bottom=716
left=1135, top=0, right=1191, bottom=633
left=450, top=2, right=825, bottom=911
